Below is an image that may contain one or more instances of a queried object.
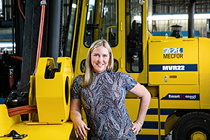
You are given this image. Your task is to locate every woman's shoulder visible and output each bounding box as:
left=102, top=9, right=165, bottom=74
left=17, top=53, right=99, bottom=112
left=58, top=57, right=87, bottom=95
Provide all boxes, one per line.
left=73, top=75, right=83, bottom=84
left=74, top=74, right=83, bottom=79
left=107, top=71, right=132, bottom=80
left=109, top=71, right=131, bottom=77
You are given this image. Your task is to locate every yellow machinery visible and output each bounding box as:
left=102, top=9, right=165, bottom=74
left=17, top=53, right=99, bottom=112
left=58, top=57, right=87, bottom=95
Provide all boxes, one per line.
left=67, top=0, right=210, bottom=139
left=1, top=0, right=210, bottom=140
left=0, top=57, right=77, bottom=140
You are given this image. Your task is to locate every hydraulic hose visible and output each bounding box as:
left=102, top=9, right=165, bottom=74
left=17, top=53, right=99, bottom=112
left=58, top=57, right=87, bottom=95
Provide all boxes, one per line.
left=35, top=0, right=47, bottom=76
left=8, top=105, right=37, bottom=117
left=18, top=0, right=25, bottom=19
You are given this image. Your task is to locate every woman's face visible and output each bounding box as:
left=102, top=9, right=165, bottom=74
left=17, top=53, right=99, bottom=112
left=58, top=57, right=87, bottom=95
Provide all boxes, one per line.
left=91, top=46, right=110, bottom=73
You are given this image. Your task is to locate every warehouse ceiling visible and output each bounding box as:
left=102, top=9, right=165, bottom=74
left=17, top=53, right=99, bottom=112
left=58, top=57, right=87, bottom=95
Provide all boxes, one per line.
left=153, top=0, right=210, bottom=13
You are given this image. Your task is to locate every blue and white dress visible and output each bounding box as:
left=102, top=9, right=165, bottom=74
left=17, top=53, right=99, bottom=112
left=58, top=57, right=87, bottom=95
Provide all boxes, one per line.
left=71, top=70, right=138, bottom=140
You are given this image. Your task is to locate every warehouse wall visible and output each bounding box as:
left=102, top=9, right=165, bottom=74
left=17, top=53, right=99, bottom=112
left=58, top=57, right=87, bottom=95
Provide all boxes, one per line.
left=154, top=19, right=207, bottom=37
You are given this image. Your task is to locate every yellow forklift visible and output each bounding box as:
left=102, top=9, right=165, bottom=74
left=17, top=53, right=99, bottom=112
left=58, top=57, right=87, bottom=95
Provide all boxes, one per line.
left=0, top=0, right=210, bottom=140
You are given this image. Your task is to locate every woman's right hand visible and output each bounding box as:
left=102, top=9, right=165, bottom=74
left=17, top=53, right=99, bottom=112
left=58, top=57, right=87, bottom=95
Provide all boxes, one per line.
left=74, top=119, right=90, bottom=139
left=70, top=99, right=90, bottom=139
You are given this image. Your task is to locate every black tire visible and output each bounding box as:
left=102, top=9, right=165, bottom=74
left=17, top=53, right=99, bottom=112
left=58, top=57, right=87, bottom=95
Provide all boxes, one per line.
left=172, top=111, right=210, bottom=140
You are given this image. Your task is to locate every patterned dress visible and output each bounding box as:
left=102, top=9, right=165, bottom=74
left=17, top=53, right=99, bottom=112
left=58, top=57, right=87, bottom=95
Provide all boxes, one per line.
left=71, top=70, right=138, bottom=140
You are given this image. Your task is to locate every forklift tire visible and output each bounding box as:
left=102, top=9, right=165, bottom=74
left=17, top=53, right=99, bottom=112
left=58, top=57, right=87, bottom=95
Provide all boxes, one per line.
left=172, top=112, right=210, bottom=140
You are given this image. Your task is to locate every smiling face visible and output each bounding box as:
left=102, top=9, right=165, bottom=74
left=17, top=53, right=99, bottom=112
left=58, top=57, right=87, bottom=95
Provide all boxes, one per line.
left=91, top=46, right=110, bottom=73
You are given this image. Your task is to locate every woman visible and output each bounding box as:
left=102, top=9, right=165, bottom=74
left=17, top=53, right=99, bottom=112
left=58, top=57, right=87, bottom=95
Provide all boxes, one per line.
left=70, top=39, right=151, bottom=140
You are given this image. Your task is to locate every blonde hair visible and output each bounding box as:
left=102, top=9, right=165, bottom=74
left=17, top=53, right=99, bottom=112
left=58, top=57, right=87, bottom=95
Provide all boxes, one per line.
left=81, top=39, right=114, bottom=88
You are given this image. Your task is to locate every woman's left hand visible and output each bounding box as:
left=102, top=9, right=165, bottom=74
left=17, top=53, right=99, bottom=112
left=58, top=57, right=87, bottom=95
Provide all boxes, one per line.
left=132, top=121, right=142, bottom=135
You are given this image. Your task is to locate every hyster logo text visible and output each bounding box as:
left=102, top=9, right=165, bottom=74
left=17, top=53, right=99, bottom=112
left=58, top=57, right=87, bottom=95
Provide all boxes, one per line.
left=163, top=48, right=183, bottom=59
left=162, top=65, right=185, bottom=71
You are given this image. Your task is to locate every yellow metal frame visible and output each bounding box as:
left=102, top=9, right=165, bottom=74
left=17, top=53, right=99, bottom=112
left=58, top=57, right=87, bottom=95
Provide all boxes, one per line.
left=199, top=38, right=210, bottom=109
left=0, top=104, right=21, bottom=136
left=107, top=26, right=117, bottom=42
left=35, top=57, right=74, bottom=124
left=71, top=0, right=81, bottom=58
